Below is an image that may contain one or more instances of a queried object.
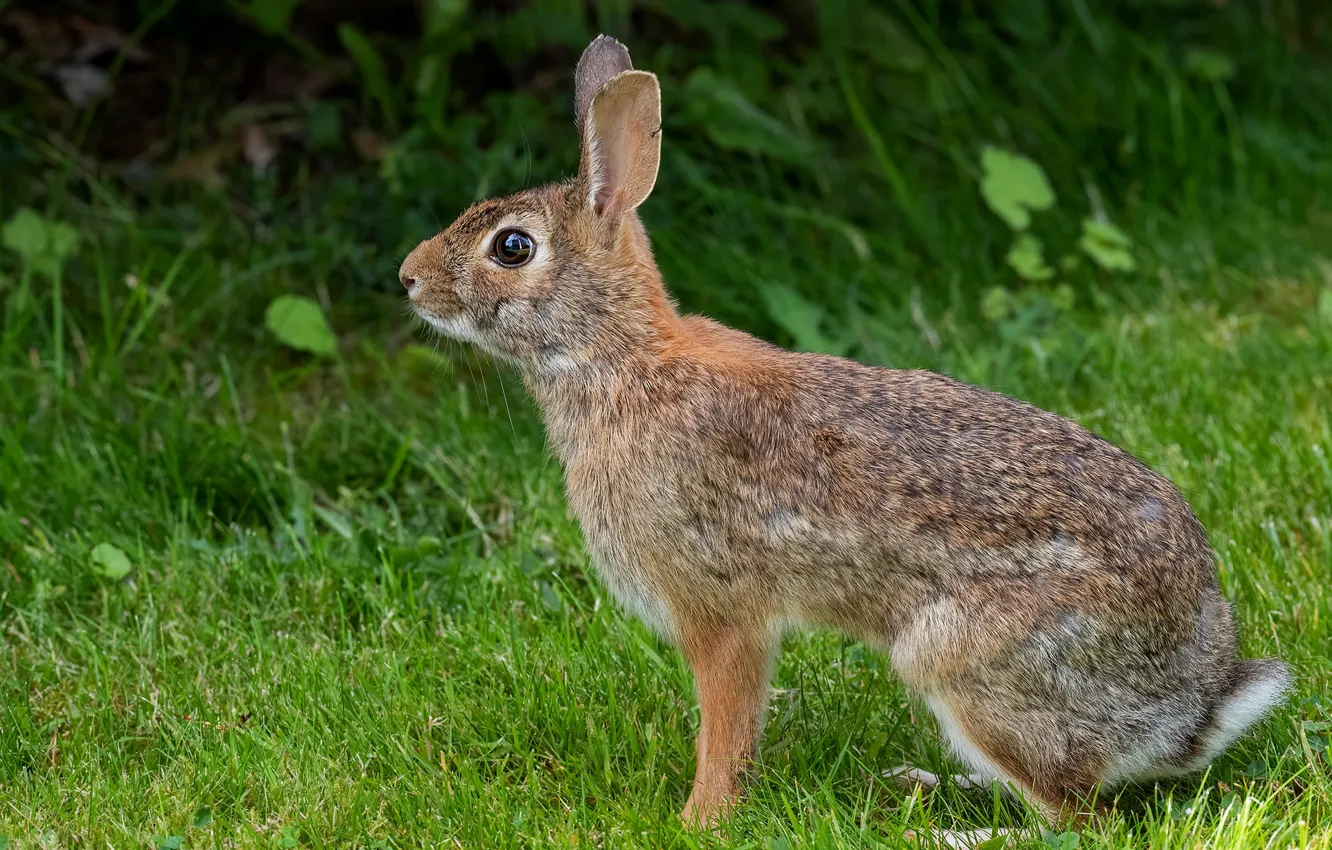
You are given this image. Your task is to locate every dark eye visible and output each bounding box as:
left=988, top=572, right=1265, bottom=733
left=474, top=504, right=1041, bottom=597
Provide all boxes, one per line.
left=492, top=229, right=534, bottom=267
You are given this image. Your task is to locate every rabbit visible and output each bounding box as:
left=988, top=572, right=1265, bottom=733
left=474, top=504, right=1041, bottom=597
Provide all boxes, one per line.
left=397, top=35, right=1291, bottom=837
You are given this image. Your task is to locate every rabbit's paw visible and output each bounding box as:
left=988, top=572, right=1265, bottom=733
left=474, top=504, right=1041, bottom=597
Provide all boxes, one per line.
left=885, top=765, right=993, bottom=792
left=902, top=826, right=1015, bottom=849
left=680, top=779, right=740, bottom=828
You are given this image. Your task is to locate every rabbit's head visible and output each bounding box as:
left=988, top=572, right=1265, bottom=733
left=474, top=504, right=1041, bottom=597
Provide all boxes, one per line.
left=399, top=36, right=668, bottom=375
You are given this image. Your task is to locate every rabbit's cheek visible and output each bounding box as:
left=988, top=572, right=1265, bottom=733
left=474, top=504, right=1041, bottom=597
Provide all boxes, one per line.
left=492, top=297, right=524, bottom=324
left=478, top=297, right=531, bottom=342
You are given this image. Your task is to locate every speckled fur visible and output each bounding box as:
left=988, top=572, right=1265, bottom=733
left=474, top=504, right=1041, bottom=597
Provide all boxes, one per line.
left=399, top=35, right=1291, bottom=830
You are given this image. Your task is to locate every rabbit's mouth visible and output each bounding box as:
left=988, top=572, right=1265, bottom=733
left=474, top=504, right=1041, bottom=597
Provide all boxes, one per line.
left=416, top=307, right=485, bottom=347
left=415, top=305, right=532, bottom=368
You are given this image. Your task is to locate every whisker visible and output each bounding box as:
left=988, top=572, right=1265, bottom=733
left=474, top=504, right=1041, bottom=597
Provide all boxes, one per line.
left=475, top=350, right=493, bottom=415
left=430, top=335, right=450, bottom=380
left=462, top=344, right=482, bottom=405
left=518, top=118, right=533, bottom=189
left=496, top=366, right=519, bottom=439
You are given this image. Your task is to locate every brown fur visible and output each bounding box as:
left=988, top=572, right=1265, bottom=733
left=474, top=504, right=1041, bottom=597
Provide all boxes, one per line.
left=398, top=36, right=1291, bottom=832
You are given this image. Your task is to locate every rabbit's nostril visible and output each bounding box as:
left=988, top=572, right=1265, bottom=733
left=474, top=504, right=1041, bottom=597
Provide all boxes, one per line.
left=401, top=275, right=417, bottom=291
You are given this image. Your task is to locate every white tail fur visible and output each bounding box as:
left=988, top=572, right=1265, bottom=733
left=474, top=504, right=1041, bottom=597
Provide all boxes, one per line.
left=1191, top=658, right=1291, bottom=768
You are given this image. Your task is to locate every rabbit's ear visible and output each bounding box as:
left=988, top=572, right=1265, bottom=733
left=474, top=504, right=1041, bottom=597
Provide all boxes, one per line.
left=579, top=69, right=662, bottom=219
left=574, top=35, right=633, bottom=132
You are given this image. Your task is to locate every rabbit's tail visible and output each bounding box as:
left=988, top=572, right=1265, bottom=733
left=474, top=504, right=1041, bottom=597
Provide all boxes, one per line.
left=1195, top=658, right=1291, bottom=763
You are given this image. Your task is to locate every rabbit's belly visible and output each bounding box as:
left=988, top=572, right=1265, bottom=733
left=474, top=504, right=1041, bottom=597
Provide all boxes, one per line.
left=587, top=541, right=678, bottom=640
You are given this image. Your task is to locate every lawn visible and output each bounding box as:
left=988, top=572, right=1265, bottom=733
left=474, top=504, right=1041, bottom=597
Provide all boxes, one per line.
left=2, top=3, right=1332, bottom=848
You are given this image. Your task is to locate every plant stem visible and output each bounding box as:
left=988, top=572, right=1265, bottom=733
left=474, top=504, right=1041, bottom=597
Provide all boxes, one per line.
left=52, top=266, right=64, bottom=384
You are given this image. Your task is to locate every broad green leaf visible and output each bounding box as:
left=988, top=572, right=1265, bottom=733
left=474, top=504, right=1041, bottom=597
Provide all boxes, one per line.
left=1079, top=219, right=1136, bottom=272
left=417, top=536, right=443, bottom=557
left=975, top=835, right=1009, bottom=850
left=424, top=0, right=468, bottom=39
left=979, top=146, right=1055, bottom=231
left=980, top=286, right=1012, bottom=322
left=863, top=11, right=928, bottom=72
left=3, top=208, right=78, bottom=279
left=758, top=282, right=852, bottom=355
left=519, top=551, right=544, bottom=576
left=539, top=582, right=562, bottom=612
left=47, top=221, right=78, bottom=265
left=306, top=101, right=342, bottom=151
left=1184, top=48, right=1235, bottom=83
left=1041, top=831, right=1080, bottom=850
left=90, top=542, right=132, bottom=580
left=193, top=807, right=213, bottom=829
left=312, top=504, right=354, bottom=539
left=669, top=2, right=784, bottom=40
left=1317, top=289, right=1332, bottom=325
left=229, top=0, right=303, bottom=34
left=995, top=0, right=1052, bottom=44
left=1005, top=233, right=1054, bottom=281
left=684, top=69, right=811, bottom=162
left=3, top=208, right=47, bottom=263
left=265, top=295, right=337, bottom=356
left=1050, top=283, right=1075, bottom=311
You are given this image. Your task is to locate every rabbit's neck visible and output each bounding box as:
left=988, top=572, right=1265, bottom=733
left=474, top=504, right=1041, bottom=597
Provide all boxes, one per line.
left=530, top=270, right=752, bottom=458
left=523, top=319, right=679, bottom=466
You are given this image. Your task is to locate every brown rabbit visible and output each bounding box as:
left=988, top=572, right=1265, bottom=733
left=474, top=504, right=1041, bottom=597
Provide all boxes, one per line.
left=398, top=35, right=1290, bottom=838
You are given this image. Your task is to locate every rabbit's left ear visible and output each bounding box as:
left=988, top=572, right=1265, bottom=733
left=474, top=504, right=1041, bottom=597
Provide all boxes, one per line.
left=578, top=69, right=662, bottom=220
left=575, top=35, right=632, bottom=131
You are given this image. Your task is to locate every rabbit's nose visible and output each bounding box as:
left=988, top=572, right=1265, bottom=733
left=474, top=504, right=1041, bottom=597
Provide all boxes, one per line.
left=400, top=274, right=417, bottom=291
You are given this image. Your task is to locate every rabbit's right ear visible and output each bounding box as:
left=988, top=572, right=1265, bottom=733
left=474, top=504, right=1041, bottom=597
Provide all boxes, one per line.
left=574, top=37, right=662, bottom=222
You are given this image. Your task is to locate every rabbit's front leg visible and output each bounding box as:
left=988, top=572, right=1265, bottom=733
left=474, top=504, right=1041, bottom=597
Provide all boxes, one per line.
left=678, top=616, right=777, bottom=826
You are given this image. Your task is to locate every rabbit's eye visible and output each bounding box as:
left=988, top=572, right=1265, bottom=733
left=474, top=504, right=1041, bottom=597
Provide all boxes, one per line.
left=492, top=229, right=534, bottom=267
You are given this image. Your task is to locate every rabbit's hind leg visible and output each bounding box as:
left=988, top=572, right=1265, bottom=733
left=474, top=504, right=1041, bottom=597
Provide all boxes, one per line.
left=922, top=691, right=1106, bottom=829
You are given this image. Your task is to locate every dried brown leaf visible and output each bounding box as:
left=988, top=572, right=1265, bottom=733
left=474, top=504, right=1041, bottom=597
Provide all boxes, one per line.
left=69, top=15, right=151, bottom=63
left=4, top=10, right=72, bottom=62
left=166, top=144, right=233, bottom=189
left=352, top=128, right=388, bottom=161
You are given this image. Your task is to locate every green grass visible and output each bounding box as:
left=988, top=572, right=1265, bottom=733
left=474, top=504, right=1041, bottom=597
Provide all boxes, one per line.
left=2, top=203, right=1329, bottom=848
left=3, top=3, right=1332, bottom=848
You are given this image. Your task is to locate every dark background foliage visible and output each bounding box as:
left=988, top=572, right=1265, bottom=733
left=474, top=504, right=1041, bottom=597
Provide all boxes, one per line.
left=4, top=0, right=1330, bottom=337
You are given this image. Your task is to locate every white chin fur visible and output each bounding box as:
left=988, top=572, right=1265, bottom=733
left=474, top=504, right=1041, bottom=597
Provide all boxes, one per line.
left=419, top=310, right=482, bottom=345
left=417, top=308, right=586, bottom=377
